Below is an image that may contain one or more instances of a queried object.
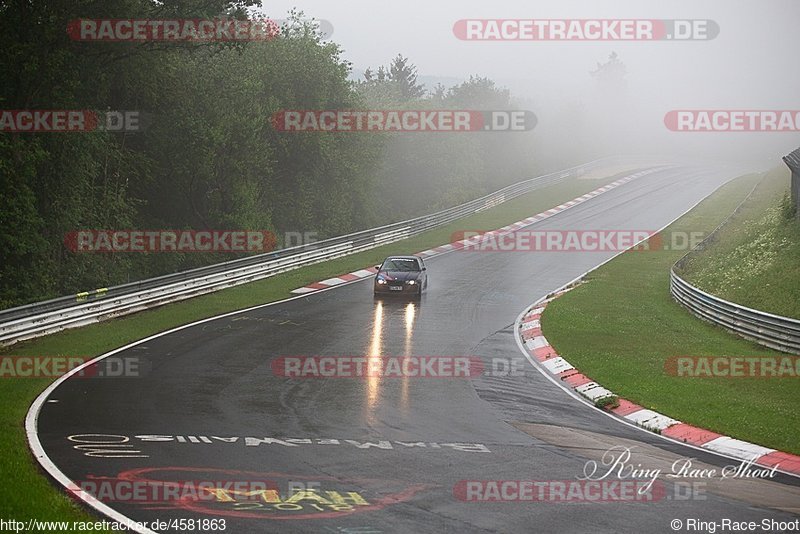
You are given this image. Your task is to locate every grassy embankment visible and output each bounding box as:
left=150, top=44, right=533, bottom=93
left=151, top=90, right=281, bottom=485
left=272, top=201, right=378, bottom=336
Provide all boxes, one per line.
left=543, top=170, right=799, bottom=454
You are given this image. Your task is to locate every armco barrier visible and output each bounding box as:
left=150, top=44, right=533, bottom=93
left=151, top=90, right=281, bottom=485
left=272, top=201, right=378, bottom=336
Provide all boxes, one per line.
left=670, top=271, right=800, bottom=354
left=0, top=157, right=647, bottom=346
left=670, top=171, right=800, bottom=355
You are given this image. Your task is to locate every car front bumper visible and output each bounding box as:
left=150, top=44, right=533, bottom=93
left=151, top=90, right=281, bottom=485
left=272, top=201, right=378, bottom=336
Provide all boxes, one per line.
left=374, top=281, right=420, bottom=294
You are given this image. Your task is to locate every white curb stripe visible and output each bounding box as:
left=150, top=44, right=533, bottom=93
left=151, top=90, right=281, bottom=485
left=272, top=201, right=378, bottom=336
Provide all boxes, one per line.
left=575, top=382, right=615, bottom=402
left=702, top=437, right=775, bottom=461
left=525, top=336, right=550, bottom=350
left=624, top=409, right=681, bottom=432
left=318, top=277, right=346, bottom=286
left=290, top=287, right=318, bottom=294
left=541, top=357, right=574, bottom=374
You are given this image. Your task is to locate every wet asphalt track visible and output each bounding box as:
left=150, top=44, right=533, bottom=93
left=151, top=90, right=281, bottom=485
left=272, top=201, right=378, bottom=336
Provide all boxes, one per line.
left=33, top=166, right=800, bottom=533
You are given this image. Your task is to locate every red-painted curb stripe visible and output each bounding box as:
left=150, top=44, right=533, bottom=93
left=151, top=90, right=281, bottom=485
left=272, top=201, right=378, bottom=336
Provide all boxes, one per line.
left=521, top=328, right=542, bottom=340
left=609, top=398, right=646, bottom=417
left=661, top=423, right=723, bottom=446
left=532, top=346, right=558, bottom=361
left=756, top=451, right=800, bottom=475
left=559, top=370, right=593, bottom=388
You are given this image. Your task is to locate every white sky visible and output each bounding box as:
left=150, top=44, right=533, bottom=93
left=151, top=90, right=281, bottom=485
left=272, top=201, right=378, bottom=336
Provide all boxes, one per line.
left=260, top=0, right=798, bottom=102
left=258, top=0, right=800, bottom=163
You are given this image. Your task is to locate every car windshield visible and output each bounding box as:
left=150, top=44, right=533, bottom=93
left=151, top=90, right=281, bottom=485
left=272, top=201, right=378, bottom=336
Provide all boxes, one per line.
left=382, top=259, right=420, bottom=272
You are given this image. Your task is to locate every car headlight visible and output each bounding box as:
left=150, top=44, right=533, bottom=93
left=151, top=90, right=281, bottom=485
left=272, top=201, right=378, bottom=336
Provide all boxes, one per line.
left=406, top=280, right=416, bottom=285
left=376, top=277, right=386, bottom=284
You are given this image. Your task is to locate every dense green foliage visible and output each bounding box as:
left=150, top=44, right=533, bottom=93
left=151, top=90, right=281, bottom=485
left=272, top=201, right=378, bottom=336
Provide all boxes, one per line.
left=0, top=1, right=540, bottom=308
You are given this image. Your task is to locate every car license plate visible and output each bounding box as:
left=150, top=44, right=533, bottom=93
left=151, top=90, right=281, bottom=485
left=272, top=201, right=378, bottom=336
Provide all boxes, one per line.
left=389, top=286, right=403, bottom=291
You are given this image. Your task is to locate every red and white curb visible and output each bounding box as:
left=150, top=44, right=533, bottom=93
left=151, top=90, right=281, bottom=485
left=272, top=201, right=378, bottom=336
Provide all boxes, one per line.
left=291, top=268, right=379, bottom=294
left=518, top=288, right=800, bottom=477
left=291, top=167, right=664, bottom=294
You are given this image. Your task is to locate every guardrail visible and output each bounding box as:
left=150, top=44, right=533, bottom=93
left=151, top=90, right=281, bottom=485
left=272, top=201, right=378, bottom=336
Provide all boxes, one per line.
left=670, top=176, right=800, bottom=355
left=670, top=272, right=800, bottom=354
left=0, top=157, right=636, bottom=346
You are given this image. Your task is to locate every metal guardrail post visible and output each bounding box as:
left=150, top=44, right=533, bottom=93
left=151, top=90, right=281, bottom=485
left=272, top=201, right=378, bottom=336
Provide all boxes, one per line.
left=783, top=147, right=800, bottom=219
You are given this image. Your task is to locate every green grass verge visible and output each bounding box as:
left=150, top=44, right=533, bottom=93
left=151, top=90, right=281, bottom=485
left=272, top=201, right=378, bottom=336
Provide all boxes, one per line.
left=0, top=170, right=630, bottom=522
left=542, top=172, right=800, bottom=454
left=680, top=166, right=800, bottom=319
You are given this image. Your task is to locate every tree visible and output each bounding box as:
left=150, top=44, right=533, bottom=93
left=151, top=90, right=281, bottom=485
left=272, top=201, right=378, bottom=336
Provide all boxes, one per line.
left=446, top=76, right=510, bottom=108
left=388, top=54, right=426, bottom=99
left=357, top=54, right=426, bottom=104
left=590, top=51, right=627, bottom=93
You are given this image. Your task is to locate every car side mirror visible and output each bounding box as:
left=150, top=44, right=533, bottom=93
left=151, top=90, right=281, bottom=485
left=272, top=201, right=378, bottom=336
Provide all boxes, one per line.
left=374, top=265, right=382, bottom=270
left=422, top=267, right=427, bottom=271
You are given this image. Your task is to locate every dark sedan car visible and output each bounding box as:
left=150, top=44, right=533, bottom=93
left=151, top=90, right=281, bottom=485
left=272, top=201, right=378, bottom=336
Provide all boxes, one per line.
left=373, top=255, right=428, bottom=297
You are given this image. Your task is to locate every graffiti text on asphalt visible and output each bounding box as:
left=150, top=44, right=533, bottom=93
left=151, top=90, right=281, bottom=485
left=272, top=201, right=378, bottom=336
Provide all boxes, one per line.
left=68, top=434, right=491, bottom=457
